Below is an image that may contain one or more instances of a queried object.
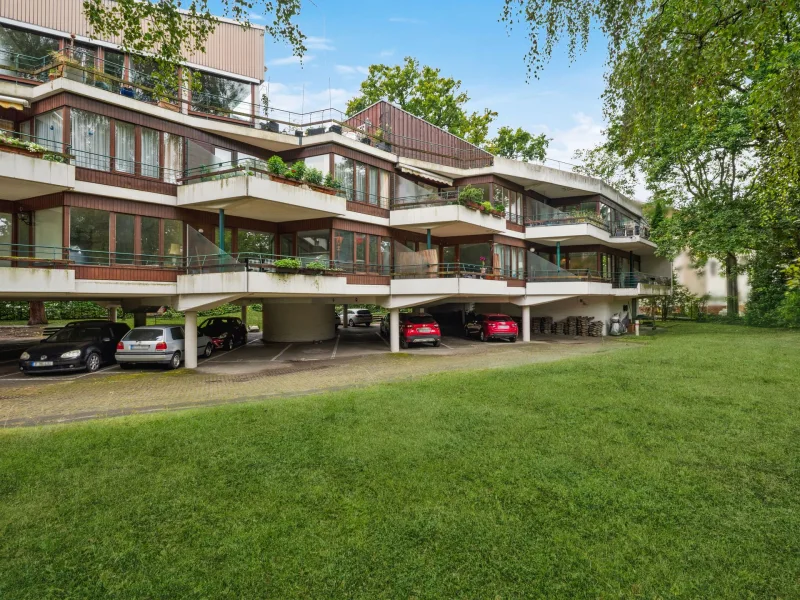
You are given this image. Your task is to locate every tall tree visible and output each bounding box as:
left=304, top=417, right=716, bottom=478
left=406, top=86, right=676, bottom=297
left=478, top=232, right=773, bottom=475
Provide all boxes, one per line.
left=486, top=127, right=550, bottom=162
left=346, top=57, right=497, bottom=146
left=82, top=0, right=305, bottom=96
left=28, top=301, right=48, bottom=326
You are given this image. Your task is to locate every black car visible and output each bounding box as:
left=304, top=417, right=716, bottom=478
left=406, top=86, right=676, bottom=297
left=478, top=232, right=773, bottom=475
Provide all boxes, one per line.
left=199, top=317, right=248, bottom=350
left=19, top=321, right=131, bottom=375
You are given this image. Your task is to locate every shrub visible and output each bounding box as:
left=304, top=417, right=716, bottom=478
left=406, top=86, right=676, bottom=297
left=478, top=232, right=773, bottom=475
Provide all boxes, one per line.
left=304, top=167, right=324, bottom=186
left=323, top=173, right=342, bottom=189
left=274, top=258, right=301, bottom=269
left=458, top=185, right=484, bottom=205
left=266, top=155, right=286, bottom=176
left=304, top=260, right=328, bottom=271
left=481, top=201, right=493, bottom=212
left=492, top=201, right=505, bottom=213
left=286, top=161, right=307, bottom=181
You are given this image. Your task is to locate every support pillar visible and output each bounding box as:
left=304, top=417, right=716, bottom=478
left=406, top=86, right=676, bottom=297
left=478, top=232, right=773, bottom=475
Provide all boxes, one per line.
left=108, top=307, right=117, bottom=323
left=342, top=303, right=348, bottom=327
left=241, top=305, right=247, bottom=327
left=184, top=311, right=198, bottom=369
left=261, top=305, right=268, bottom=342
left=389, top=307, right=400, bottom=353
left=521, top=305, right=531, bottom=342
left=426, top=228, right=431, bottom=250
left=556, top=241, right=561, bottom=272
left=133, top=312, right=147, bottom=327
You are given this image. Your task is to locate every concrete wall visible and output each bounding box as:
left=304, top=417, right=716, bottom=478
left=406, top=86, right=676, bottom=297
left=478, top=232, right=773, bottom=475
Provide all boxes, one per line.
left=261, top=303, right=336, bottom=343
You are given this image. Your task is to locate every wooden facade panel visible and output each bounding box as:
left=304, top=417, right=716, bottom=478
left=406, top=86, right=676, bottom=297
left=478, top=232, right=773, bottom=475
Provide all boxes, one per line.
left=280, top=143, right=395, bottom=172
left=346, top=274, right=390, bottom=286
left=332, top=219, right=391, bottom=237
left=346, top=201, right=390, bottom=219
left=75, top=168, right=178, bottom=196
left=74, top=265, right=179, bottom=282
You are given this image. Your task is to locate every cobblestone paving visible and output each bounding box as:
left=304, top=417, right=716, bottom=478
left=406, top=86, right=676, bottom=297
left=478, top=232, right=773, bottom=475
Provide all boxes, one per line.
left=0, top=337, right=629, bottom=427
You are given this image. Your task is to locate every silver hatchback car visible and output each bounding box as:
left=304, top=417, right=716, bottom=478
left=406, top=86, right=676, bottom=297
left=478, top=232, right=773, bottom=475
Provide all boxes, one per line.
left=116, top=326, right=213, bottom=370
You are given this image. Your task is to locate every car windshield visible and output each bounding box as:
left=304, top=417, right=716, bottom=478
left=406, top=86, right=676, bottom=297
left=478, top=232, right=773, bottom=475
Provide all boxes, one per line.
left=357, top=310, right=371, bottom=315
left=200, top=320, right=228, bottom=333
left=407, top=316, right=436, bottom=324
left=487, top=315, right=511, bottom=322
left=126, top=329, right=164, bottom=342
left=47, top=327, right=103, bottom=343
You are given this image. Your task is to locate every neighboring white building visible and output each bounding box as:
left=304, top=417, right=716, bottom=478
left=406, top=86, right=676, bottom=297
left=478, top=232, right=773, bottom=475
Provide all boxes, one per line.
left=674, top=252, right=749, bottom=313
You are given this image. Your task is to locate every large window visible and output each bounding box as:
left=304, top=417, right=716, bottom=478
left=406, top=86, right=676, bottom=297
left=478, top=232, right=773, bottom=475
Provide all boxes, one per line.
left=334, top=155, right=354, bottom=201
left=71, top=109, right=110, bottom=170
left=333, top=230, right=354, bottom=266
left=141, top=128, right=160, bottom=178
left=568, top=252, right=598, bottom=273
left=34, top=208, right=62, bottom=259
left=163, top=133, right=184, bottom=183
left=115, top=214, right=135, bottom=264
left=103, top=50, right=125, bottom=82
left=237, top=230, right=274, bottom=255
left=34, top=110, right=64, bottom=153
left=68, top=44, right=97, bottom=86
left=70, top=208, right=109, bottom=264
left=0, top=212, right=11, bottom=266
left=0, top=25, right=59, bottom=81
left=304, top=154, right=329, bottom=177
left=214, top=227, right=233, bottom=254
left=355, top=233, right=366, bottom=270
left=460, top=243, right=491, bottom=271
left=115, top=121, right=135, bottom=174
left=355, top=163, right=367, bottom=203
left=164, top=219, right=183, bottom=265
left=130, top=56, right=176, bottom=102
left=141, top=217, right=160, bottom=264
left=191, top=71, right=251, bottom=120
left=297, top=230, right=330, bottom=262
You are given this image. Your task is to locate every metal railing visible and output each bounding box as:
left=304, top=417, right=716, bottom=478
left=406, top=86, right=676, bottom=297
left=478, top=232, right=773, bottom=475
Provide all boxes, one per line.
left=392, top=262, right=524, bottom=280
left=527, top=269, right=608, bottom=282
left=71, top=147, right=182, bottom=182
left=390, top=190, right=460, bottom=209
left=0, top=129, right=72, bottom=162
left=0, top=243, right=183, bottom=268
left=524, top=212, right=610, bottom=230
left=611, top=220, right=651, bottom=239
left=612, top=271, right=670, bottom=289
left=186, top=252, right=390, bottom=276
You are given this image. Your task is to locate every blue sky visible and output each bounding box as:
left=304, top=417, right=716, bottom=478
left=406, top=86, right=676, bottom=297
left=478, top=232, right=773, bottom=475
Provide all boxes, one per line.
left=210, top=0, right=611, bottom=175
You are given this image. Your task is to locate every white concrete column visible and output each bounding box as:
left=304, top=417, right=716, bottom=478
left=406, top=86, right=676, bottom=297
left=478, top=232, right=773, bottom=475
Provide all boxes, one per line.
left=521, top=305, right=531, bottom=342
left=261, top=306, right=268, bottom=342
left=389, top=308, right=400, bottom=353
left=262, top=303, right=336, bottom=342
left=184, top=311, right=198, bottom=369
left=241, top=305, right=248, bottom=326
left=108, top=307, right=117, bottom=322
left=342, top=304, right=349, bottom=327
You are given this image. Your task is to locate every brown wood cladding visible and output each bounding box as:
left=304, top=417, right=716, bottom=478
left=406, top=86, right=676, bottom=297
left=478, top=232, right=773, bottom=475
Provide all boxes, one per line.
left=506, top=221, right=525, bottom=234
left=74, top=266, right=179, bottom=282
left=17, top=193, right=65, bottom=211
left=506, top=279, right=526, bottom=288
left=280, top=143, right=396, bottom=172
left=344, top=101, right=493, bottom=169
left=346, top=201, right=390, bottom=219
left=346, top=274, right=390, bottom=286
left=333, top=219, right=392, bottom=237
left=75, top=168, right=178, bottom=196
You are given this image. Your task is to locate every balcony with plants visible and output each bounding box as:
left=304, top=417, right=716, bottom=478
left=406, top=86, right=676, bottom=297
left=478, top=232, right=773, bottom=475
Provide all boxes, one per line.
left=0, top=129, right=75, bottom=200
left=176, top=156, right=348, bottom=221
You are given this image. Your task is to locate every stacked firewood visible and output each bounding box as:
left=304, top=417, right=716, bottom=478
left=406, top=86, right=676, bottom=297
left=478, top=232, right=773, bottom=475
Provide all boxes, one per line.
left=588, top=320, right=604, bottom=336
left=535, top=315, right=605, bottom=337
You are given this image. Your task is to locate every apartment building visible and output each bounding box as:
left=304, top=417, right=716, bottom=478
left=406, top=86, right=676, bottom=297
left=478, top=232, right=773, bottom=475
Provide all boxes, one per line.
left=0, top=1, right=671, bottom=367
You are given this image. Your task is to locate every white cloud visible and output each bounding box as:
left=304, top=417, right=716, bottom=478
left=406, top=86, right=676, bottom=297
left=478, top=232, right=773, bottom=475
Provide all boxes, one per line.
left=379, top=49, right=395, bottom=58
left=259, top=81, right=358, bottom=115
left=306, top=36, right=335, bottom=51
left=335, top=64, right=369, bottom=76
left=248, top=12, right=264, bottom=21
left=268, top=55, right=315, bottom=67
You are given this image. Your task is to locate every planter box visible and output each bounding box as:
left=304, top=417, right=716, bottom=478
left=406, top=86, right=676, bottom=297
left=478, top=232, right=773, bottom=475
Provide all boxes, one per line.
left=259, top=121, right=280, bottom=133
left=491, top=212, right=503, bottom=218
left=300, top=268, right=325, bottom=276
left=306, top=127, right=324, bottom=136
left=275, top=267, right=300, bottom=274
left=158, top=100, right=180, bottom=112
left=309, top=184, right=337, bottom=196
left=376, top=141, right=391, bottom=152
left=465, top=201, right=482, bottom=211
left=268, top=174, right=302, bottom=187
left=327, top=124, right=342, bottom=134
left=0, top=144, right=42, bottom=159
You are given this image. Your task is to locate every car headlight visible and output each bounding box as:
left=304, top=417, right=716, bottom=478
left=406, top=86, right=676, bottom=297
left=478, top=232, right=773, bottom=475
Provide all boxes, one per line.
left=60, top=350, right=81, bottom=359
left=218, top=332, right=229, bottom=339
left=20, top=352, right=30, bottom=360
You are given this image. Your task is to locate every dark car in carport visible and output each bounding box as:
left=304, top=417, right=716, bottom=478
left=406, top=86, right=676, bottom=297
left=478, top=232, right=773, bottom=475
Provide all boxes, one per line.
left=199, top=317, right=248, bottom=350
left=19, top=321, right=130, bottom=374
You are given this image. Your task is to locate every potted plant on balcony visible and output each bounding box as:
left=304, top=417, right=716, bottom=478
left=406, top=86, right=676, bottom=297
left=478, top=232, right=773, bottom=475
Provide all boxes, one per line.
left=303, top=167, right=336, bottom=195
left=458, top=185, right=484, bottom=210
left=273, top=257, right=301, bottom=274
left=266, top=155, right=298, bottom=187
left=480, top=201, right=493, bottom=214
left=479, top=256, right=487, bottom=275
left=302, top=260, right=328, bottom=275
left=491, top=201, right=505, bottom=218
left=374, top=127, right=392, bottom=152
left=323, top=173, right=343, bottom=193
left=306, top=125, right=325, bottom=136
left=327, top=124, right=343, bottom=134
left=284, top=161, right=306, bottom=184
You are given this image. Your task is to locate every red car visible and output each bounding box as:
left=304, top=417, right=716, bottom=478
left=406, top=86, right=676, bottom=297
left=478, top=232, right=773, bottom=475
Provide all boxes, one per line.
left=381, top=313, right=442, bottom=348
left=464, top=313, right=518, bottom=342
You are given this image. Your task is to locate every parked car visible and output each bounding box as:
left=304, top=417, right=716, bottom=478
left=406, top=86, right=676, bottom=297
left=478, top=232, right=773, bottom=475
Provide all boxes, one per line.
left=464, top=313, right=518, bottom=342
left=19, top=320, right=130, bottom=375
left=381, top=313, right=441, bottom=348
left=116, top=326, right=214, bottom=370
left=198, top=317, right=248, bottom=350
left=335, top=312, right=342, bottom=328
left=341, top=308, right=373, bottom=327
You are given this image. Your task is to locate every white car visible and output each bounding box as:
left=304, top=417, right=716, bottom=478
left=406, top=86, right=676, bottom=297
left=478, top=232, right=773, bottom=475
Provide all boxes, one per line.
left=340, top=309, right=373, bottom=327
left=116, top=325, right=213, bottom=370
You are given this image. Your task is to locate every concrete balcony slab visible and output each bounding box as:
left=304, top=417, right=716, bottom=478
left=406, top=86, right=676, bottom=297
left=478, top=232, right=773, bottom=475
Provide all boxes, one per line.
left=0, top=152, right=76, bottom=200
left=390, top=205, right=508, bottom=237
left=525, top=223, right=657, bottom=253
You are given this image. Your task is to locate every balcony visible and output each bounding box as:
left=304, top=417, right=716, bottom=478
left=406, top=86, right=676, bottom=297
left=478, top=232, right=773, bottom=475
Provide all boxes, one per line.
left=390, top=263, right=525, bottom=297
left=0, top=130, right=75, bottom=200
left=177, top=160, right=347, bottom=221
left=390, top=191, right=510, bottom=236
left=612, top=271, right=671, bottom=296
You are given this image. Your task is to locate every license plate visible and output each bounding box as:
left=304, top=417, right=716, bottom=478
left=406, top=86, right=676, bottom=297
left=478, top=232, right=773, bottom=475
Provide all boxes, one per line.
left=131, top=344, right=149, bottom=350
left=497, top=325, right=509, bottom=329
left=418, top=328, right=431, bottom=333
left=32, top=361, right=53, bottom=367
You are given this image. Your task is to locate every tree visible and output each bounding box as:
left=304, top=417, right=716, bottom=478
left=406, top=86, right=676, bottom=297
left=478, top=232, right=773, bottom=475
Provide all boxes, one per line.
left=572, top=144, right=637, bottom=197
left=486, top=127, right=550, bottom=162
left=82, top=0, right=305, bottom=96
left=28, top=301, right=48, bottom=326
left=346, top=57, right=497, bottom=146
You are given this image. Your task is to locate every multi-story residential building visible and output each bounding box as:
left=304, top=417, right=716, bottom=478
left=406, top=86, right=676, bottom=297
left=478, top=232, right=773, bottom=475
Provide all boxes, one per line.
left=0, top=1, right=670, bottom=367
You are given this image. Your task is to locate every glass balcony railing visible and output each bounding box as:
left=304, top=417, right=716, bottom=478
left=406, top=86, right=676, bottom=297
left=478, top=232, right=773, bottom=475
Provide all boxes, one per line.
left=611, top=220, right=651, bottom=239
left=0, top=243, right=183, bottom=268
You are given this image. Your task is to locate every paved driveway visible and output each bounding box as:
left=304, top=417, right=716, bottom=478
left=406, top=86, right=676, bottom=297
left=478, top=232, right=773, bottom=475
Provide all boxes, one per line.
left=0, top=327, right=624, bottom=427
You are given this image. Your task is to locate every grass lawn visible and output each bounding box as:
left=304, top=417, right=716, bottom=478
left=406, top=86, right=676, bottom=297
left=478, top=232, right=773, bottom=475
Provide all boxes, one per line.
left=1, top=322, right=798, bottom=598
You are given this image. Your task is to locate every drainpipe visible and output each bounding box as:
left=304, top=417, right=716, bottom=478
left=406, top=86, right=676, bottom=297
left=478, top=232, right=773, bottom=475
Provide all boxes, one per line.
left=556, top=241, right=561, bottom=272
left=629, top=250, right=633, bottom=287
left=426, top=228, right=431, bottom=250
left=218, top=209, right=225, bottom=256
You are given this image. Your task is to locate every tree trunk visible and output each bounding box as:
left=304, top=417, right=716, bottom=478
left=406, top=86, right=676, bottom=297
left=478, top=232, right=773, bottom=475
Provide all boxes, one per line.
left=27, top=301, right=48, bottom=326
left=725, top=252, right=739, bottom=316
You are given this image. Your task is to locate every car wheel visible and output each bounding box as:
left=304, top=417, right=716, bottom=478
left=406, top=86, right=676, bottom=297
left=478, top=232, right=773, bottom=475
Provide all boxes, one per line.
left=433, top=340, right=441, bottom=347
left=400, top=339, right=408, bottom=349
left=119, top=363, right=134, bottom=370
left=479, top=330, right=487, bottom=342
left=85, top=352, right=101, bottom=373
left=349, top=319, right=355, bottom=327
left=168, top=351, right=181, bottom=370
left=224, top=337, right=234, bottom=351
left=510, top=336, right=517, bottom=343
left=203, top=343, right=213, bottom=358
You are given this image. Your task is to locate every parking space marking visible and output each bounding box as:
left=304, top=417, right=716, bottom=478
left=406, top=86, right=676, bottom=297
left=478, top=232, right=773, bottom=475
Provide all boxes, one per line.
left=271, top=344, right=292, bottom=361
left=203, top=340, right=256, bottom=363
left=439, top=341, right=453, bottom=349
left=331, top=335, right=340, bottom=359
left=0, top=364, right=118, bottom=382
left=375, top=332, right=390, bottom=348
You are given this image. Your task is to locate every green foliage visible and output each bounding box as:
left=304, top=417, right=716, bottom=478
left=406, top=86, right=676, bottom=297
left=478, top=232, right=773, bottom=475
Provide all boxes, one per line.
left=486, top=126, right=550, bottom=162
left=322, top=172, right=341, bottom=190
left=457, top=185, right=484, bottom=205
left=346, top=57, right=497, bottom=146
left=82, top=0, right=305, bottom=98
left=303, top=167, right=323, bottom=186
left=0, top=131, right=65, bottom=162
left=274, top=258, right=301, bottom=269
left=492, top=201, right=505, bottom=213
left=266, top=155, right=286, bottom=177
left=284, top=161, right=306, bottom=181
left=480, top=201, right=493, bottom=212
left=304, top=260, right=328, bottom=272
left=572, top=145, right=637, bottom=197
left=744, top=249, right=800, bottom=328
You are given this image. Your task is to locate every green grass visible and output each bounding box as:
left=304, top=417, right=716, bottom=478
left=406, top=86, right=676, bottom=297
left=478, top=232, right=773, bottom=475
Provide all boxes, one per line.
left=1, top=323, right=798, bottom=598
